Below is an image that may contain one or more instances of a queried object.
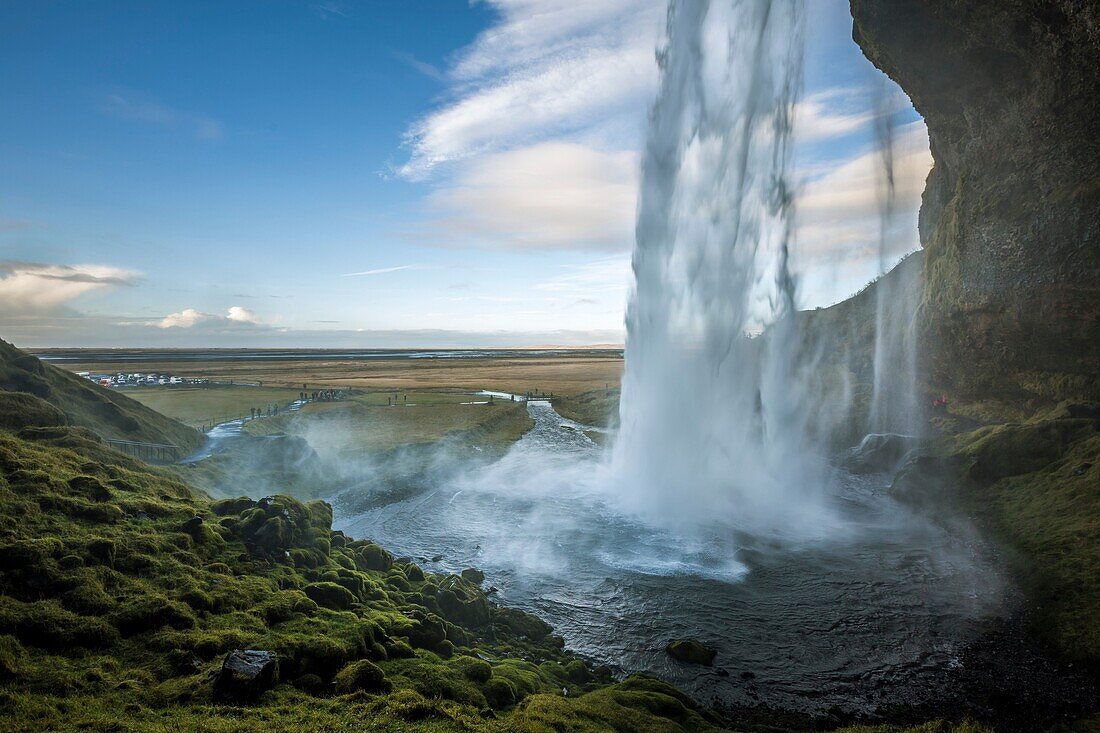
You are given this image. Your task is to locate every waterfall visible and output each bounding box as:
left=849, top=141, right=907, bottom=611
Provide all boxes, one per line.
left=612, top=0, right=829, bottom=536
left=868, top=82, right=922, bottom=437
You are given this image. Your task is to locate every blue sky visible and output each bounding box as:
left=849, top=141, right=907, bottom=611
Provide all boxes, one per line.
left=0, top=0, right=927, bottom=348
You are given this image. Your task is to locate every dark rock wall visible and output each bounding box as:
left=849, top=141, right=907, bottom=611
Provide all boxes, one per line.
left=850, top=1, right=1099, bottom=405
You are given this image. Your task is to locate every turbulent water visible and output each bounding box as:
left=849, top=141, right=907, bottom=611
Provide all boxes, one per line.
left=612, top=0, right=825, bottom=535
left=336, top=399, right=1005, bottom=714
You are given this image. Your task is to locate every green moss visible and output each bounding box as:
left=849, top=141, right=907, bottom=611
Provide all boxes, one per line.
left=906, top=417, right=1100, bottom=664
left=303, top=581, right=355, bottom=610
left=335, top=659, right=392, bottom=694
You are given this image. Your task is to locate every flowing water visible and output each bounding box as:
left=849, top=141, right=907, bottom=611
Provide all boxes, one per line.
left=612, top=0, right=826, bottom=536
left=336, top=398, right=1005, bottom=715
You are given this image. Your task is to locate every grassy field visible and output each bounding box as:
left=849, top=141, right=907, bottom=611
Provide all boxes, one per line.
left=245, top=391, right=533, bottom=455
left=123, top=386, right=305, bottom=428
left=47, top=352, right=623, bottom=397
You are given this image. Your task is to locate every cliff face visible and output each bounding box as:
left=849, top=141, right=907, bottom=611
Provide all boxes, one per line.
left=850, top=1, right=1100, bottom=408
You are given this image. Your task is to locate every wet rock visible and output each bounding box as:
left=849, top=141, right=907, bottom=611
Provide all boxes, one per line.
left=889, top=451, right=964, bottom=509
left=182, top=515, right=204, bottom=532
left=666, top=639, right=717, bottom=666
left=460, top=567, right=485, bottom=584
left=494, top=606, right=552, bottom=641
left=214, top=650, right=279, bottom=703
left=844, top=433, right=919, bottom=473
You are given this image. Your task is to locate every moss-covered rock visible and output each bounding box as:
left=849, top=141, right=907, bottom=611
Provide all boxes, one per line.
left=303, top=581, right=355, bottom=610
left=334, top=658, right=391, bottom=694
left=666, top=639, right=716, bottom=666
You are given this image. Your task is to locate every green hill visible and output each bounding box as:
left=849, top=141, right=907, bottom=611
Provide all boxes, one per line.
left=0, top=339, right=201, bottom=454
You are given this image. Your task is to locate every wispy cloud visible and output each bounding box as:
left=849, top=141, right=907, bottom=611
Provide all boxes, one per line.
left=398, top=0, right=665, bottom=180
left=533, top=256, right=632, bottom=295
left=340, top=265, right=422, bottom=277
left=98, top=92, right=224, bottom=140
left=392, top=51, right=446, bottom=83
left=313, top=2, right=347, bottom=20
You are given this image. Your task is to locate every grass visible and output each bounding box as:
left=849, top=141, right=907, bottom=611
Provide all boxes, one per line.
left=244, top=392, right=534, bottom=455
left=945, top=410, right=1100, bottom=664
left=123, top=386, right=306, bottom=429
left=554, top=388, right=620, bottom=428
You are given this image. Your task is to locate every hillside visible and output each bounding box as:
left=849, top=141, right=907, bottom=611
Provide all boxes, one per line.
left=0, top=339, right=201, bottom=454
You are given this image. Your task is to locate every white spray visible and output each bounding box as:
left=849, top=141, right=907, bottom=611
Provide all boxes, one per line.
left=612, top=0, right=830, bottom=536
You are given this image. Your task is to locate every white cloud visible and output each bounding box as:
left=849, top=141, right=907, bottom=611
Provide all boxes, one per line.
left=422, top=142, right=638, bottom=250
left=0, top=261, right=139, bottom=313
left=158, top=306, right=266, bottom=329
left=226, top=306, right=263, bottom=324
left=158, top=308, right=214, bottom=329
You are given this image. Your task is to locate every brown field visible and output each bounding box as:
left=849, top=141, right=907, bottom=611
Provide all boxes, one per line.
left=47, top=352, right=624, bottom=396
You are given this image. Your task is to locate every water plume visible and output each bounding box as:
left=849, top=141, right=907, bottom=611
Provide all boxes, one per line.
left=612, top=0, right=827, bottom=536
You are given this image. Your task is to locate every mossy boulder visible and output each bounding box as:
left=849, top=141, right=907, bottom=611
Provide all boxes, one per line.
left=666, top=639, right=716, bottom=666
left=303, top=581, right=355, bottom=610
left=112, top=595, right=197, bottom=636
left=405, top=612, right=447, bottom=650
left=494, top=606, right=552, bottom=641
left=211, top=496, right=256, bottom=516
left=334, top=659, right=391, bottom=694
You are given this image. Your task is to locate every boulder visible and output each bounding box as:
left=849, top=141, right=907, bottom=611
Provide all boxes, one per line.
left=214, top=650, right=279, bottom=703
left=666, top=639, right=716, bottom=666
left=843, top=433, right=918, bottom=474
left=460, top=567, right=485, bottom=585
left=303, top=581, right=355, bottom=610
left=333, top=659, right=391, bottom=694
